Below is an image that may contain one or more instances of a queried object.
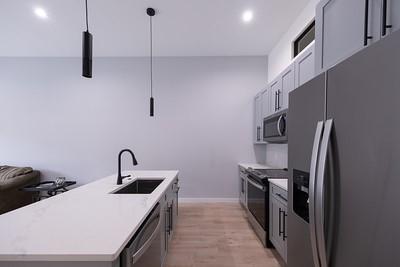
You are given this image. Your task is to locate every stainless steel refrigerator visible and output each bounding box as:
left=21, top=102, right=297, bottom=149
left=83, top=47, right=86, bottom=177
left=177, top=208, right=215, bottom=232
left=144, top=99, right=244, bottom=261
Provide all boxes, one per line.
left=287, top=29, right=400, bottom=267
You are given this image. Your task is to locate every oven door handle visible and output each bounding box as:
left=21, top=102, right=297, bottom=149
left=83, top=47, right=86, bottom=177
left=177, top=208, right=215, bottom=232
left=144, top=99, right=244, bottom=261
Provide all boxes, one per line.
left=131, top=214, right=161, bottom=265
left=247, top=177, right=266, bottom=192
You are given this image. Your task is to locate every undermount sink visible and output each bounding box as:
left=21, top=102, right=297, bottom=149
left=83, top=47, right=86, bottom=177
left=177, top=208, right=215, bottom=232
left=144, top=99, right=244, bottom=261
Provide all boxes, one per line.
left=112, top=178, right=164, bottom=194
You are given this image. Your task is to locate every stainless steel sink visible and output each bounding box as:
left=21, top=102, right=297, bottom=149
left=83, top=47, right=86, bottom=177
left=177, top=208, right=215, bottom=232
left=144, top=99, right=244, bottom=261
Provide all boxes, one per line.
left=112, top=178, right=164, bottom=194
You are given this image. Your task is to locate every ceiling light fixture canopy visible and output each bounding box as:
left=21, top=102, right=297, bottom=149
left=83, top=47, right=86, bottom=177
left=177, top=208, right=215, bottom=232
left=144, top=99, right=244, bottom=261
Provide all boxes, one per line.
left=242, top=10, right=254, bottom=23
left=34, top=7, right=48, bottom=19
left=82, top=0, right=93, bottom=78
left=147, top=7, right=156, bottom=117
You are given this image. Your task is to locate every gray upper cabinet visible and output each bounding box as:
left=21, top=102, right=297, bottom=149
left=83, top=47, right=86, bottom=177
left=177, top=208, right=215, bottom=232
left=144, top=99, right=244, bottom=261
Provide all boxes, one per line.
left=268, top=63, right=295, bottom=116
left=280, top=64, right=295, bottom=110
left=294, top=42, right=315, bottom=88
left=254, top=93, right=266, bottom=144
left=261, top=89, right=270, bottom=120
left=269, top=78, right=281, bottom=115
left=315, top=0, right=379, bottom=73
left=316, top=0, right=400, bottom=73
left=382, top=0, right=400, bottom=37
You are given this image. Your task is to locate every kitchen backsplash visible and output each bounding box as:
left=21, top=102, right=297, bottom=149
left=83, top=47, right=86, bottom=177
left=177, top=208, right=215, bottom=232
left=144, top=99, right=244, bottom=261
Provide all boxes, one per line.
left=266, top=144, right=288, bottom=168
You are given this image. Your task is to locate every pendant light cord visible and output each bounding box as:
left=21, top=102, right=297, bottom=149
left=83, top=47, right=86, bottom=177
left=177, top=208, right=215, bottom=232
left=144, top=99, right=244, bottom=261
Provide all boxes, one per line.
left=150, top=16, right=153, bottom=98
left=85, top=0, right=89, bottom=32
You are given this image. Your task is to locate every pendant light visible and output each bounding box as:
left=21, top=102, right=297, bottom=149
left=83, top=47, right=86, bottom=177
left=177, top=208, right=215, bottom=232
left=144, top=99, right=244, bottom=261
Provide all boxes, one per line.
left=82, top=0, right=93, bottom=78
left=147, top=8, right=156, bottom=117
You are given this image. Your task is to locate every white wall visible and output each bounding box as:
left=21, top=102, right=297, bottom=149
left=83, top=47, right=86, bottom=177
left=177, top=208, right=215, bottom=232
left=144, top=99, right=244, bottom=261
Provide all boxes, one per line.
left=267, top=0, right=319, bottom=82
left=0, top=56, right=267, bottom=198
left=264, top=0, right=319, bottom=169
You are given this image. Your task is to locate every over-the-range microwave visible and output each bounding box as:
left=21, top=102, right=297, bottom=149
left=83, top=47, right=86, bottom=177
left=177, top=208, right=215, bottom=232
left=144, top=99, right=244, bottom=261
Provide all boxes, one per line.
left=263, top=109, right=288, bottom=143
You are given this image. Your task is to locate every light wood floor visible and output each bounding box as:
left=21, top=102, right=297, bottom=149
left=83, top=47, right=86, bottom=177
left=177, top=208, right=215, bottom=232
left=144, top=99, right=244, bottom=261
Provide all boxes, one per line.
left=165, top=203, right=285, bottom=267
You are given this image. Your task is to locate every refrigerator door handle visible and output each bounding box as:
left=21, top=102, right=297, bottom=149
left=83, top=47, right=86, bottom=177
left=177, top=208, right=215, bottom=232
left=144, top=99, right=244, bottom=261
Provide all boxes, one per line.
left=315, top=119, right=334, bottom=267
left=309, top=121, right=324, bottom=267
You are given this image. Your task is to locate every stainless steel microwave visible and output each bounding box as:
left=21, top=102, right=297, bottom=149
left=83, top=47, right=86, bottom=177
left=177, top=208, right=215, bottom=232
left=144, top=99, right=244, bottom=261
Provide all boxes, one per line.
left=263, top=109, right=288, bottom=143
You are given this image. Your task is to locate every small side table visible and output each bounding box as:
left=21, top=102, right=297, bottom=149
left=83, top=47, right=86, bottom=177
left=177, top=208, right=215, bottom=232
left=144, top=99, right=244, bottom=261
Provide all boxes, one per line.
left=21, top=181, right=76, bottom=201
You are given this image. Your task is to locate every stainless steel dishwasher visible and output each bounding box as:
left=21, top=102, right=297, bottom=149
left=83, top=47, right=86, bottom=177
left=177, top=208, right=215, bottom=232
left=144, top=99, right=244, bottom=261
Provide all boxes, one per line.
left=121, top=203, right=161, bottom=267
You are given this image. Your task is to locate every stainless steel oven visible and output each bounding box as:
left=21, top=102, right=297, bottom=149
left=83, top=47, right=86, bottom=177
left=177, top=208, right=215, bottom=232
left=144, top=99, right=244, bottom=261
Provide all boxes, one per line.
left=246, top=175, right=270, bottom=247
left=246, top=168, right=288, bottom=248
left=121, top=203, right=161, bottom=267
left=263, top=109, right=288, bottom=143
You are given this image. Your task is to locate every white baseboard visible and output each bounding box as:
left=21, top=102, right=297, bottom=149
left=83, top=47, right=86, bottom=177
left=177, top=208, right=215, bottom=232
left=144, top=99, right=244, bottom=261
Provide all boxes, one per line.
left=180, top=198, right=239, bottom=203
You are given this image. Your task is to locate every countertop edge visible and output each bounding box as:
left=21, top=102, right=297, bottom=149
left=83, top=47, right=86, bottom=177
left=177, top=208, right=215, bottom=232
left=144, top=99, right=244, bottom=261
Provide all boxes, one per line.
left=268, top=178, right=288, bottom=192
left=0, top=170, right=180, bottom=262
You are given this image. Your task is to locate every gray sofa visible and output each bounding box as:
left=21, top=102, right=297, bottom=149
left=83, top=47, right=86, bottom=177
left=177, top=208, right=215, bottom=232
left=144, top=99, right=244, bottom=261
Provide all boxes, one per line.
left=0, top=166, right=40, bottom=215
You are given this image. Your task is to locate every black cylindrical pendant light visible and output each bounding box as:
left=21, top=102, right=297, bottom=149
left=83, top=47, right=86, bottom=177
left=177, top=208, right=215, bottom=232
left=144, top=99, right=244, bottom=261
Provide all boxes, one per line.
left=82, top=0, right=92, bottom=78
left=147, top=8, right=156, bottom=117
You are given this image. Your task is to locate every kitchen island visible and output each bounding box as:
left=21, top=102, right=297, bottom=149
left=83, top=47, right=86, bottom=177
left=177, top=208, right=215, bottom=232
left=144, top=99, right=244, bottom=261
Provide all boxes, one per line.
left=0, top=170, right=179, bottom=267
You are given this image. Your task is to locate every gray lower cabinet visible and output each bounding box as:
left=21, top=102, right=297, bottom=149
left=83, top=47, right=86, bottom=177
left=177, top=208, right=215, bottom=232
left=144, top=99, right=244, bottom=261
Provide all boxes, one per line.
left=161, top=178, right=179, bottom=266
left=160, top=194, right=168, bottom=265
left=316, top=0, right=400, bottom=74
left=269, top=183, right=288, bottom=263
left=0, top=262, right=120, bottom=267
left=238, top=166, right=247, bottom=208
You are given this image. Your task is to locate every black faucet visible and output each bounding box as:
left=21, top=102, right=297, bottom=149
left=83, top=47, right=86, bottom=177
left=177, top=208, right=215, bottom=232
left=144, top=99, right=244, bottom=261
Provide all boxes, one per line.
left=117, top=149, right=138, bottom=185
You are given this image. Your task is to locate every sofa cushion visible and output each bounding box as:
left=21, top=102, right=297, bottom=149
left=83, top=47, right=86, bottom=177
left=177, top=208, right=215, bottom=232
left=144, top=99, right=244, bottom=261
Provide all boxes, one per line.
left=0, top=166, right=33, bottom=183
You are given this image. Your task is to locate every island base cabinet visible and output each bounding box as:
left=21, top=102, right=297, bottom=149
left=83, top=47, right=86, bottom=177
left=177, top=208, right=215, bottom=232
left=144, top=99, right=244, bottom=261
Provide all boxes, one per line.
left=161, top=177, right=179, bottom=266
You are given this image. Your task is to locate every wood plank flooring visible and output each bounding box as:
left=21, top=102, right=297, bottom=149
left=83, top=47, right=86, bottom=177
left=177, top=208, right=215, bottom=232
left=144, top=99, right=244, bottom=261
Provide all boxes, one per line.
left=165, top=203, right=285, bottom=267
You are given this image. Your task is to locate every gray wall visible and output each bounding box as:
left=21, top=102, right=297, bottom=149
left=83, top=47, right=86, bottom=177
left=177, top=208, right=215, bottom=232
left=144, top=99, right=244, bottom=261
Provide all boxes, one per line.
left=0, top=56, right=267, bottom=198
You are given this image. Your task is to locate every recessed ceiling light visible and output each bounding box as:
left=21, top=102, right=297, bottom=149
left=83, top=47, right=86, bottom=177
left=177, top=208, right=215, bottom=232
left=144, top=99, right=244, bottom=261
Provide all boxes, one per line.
left=242, top=10, right=253, bottom=23
left=34, top=7, right=48, bottom=19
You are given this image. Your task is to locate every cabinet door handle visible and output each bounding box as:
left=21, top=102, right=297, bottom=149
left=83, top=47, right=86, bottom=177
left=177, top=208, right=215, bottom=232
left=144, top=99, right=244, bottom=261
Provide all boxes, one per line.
left=166, top=207, right=171, bottom=235
left=277, top=90, right=281, bottom=110
left=275, top=92, right=278, bottom=111
left=382, top=0, right=393, bottom=36
left=283, top=212, right=287, bottom=241
left=170, top=203, right=173, bottom=232
left=256, top=126, right=260, bottom=141
left=278, top=208, right=283, bottom=236
left=364, top=0, right=373, bottom=46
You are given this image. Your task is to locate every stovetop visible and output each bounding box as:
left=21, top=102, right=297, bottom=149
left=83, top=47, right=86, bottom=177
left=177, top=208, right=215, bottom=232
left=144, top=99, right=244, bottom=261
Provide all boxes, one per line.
left=246, top=168, right=288, bottom=184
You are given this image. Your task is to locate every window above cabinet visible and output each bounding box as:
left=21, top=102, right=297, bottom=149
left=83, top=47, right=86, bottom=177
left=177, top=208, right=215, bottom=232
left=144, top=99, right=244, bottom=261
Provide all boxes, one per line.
left=293, top=20, right=315, bottom=58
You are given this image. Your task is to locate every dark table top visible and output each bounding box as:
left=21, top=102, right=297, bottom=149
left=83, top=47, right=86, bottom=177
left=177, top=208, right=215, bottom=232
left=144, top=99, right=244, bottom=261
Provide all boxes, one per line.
left=21, top=181, right=76, bottom=192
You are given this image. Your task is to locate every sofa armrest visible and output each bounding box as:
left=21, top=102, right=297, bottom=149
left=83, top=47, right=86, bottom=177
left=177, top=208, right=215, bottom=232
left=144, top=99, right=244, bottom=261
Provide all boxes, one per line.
left=0, top=171, right=40, bottom=191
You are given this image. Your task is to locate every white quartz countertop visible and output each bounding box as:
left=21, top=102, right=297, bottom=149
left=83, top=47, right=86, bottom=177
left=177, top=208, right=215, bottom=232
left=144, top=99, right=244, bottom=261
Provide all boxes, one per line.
left=0, top=170, right=179, bottom=262
left=238, top=163, right=273, bottom=170
left=268, top=179, right=288, bottom=191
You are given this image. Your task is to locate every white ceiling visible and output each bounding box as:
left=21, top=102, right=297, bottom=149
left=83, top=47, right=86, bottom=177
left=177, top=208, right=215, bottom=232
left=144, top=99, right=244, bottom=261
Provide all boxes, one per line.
left=0, top=0, right=310, bottom=57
